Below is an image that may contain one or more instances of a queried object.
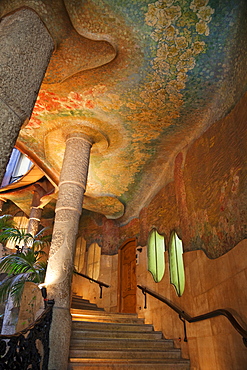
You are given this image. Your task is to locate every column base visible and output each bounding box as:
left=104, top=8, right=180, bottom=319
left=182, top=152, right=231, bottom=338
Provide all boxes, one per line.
left=48, top=306, right=72, bottom=370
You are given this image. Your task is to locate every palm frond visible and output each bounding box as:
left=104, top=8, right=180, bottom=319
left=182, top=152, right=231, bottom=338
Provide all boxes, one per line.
left=0, top=256, right=47, bottom=306
left=0, top=254, right=22, bottom=274
left=0, top=215, right=16, bottom=231
left=33, top=249, right=47, bottom=261
left=8, top=273, right=32, bottom=306
left=0, top=228, right=33, bottom=246
left=0, top=252, right=40, bottom=277
left=33, top=227, right=51, bottom=240
left=0, top=275, right=15, bottom=304
left=32, top=227, right=52, bottom=251
left=0, top=223, right=50, bottom=306
left=10, top=280, right=25, bottom=306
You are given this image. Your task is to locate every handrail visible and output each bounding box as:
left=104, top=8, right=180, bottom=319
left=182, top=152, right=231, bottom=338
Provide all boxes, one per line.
left=0, top=299, right=54, bottom=369
left=137, top=285, right=247, bottom=347
left=74, top=270, right=110, bottom=298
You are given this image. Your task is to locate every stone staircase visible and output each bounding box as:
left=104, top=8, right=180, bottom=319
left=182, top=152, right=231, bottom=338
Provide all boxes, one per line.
left=71, top=294, right=105, bottom=312
left=68, top=295, right=190, bottom=369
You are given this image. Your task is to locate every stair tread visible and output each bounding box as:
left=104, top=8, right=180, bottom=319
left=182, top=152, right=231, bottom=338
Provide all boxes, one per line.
left=71, top=316, right=143, bottom=324
left=72, top=321, right=151, bottom=328
left=71, top=295, right=105, bottom=312
left=69, top=298, right=189, bottom=369
left=69, top=364, right=189, bottom=370
left=70, top=344, right=173, bottom=350
left=71, top=332, right=163, bottom=341
left=71, top=309, right=138, bottom=317
left=69, top=358, right=190, bottom=364
left=71, top=329, right=162, bottom=335
left=70, top=338, right=173, bottom=344
left=70, top=349, right=181, bottom=358
left=70, top=348, right=179, bottom=352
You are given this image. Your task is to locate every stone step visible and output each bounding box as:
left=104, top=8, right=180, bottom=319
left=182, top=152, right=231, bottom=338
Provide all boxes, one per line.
left=72, top=302, right=101, bottom=307
left=72, top=321, right=152, bottom=332
left=68, top=359, right=190, bottom=370
left=69, top=348, right=182, bottom=360
left=69, top=298, right=190, bottom=369
left=72, top=298, right=96, bottom=306
left=71, top=329, right=163, bottom=340
left=70, top=338, right=174, bottom=350
left=72, top=304, right=104, bottom=311
left=72, top=297, right=96, bottom=303
left=71, top=310, right=143, bottom=324
left=72, top=296, right=90, bottom=302
left=71, top=296, right=105, bottom=311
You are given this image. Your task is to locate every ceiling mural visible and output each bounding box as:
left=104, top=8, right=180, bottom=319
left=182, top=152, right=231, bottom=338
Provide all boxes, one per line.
left=0, top=0, right=246, bottom=222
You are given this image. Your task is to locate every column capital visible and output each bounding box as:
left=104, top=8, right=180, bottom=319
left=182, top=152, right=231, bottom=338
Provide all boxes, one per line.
left=65, top=132, right=94, bottom=146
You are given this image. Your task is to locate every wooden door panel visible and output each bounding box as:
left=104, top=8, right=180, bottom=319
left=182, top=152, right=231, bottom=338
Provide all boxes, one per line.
left=119, top=239, right=136, bottom=313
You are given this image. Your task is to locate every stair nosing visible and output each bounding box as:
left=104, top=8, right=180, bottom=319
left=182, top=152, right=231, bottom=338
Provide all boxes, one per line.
left=72, top=321, right=152, bottom=327
left=69, top=358, right=190, bottom=363
left=69, top=298, right=189, bottom=368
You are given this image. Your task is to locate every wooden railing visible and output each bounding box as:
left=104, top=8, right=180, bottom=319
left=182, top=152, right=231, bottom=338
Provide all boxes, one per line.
left=74, top=271, right=110, bottom=298
left=137, top=285, right=247, bottom=347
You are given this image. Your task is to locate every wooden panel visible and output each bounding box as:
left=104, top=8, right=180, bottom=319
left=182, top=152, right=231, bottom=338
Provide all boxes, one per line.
left=87, top=242, right=101, bottom=280
left=119, top=239, right=136, bottom=313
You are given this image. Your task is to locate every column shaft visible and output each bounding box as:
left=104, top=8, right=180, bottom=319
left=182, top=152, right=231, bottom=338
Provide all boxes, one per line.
left=27, top=186, right=46, bottom=240
left=27, top=207, right=42, bottom=237
left=45, top=133, right=92, bottom=370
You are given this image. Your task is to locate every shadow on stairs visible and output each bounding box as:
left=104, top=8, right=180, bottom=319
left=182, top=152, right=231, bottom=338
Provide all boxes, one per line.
left=68, top=294, right=190, bottom=369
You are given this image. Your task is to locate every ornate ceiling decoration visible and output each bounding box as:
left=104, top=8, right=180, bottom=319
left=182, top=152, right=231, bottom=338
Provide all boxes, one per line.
left=0, top=0, right=246, bottom=222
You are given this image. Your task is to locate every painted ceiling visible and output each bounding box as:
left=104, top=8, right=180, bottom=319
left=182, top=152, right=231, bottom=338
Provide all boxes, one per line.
left=1, top=0, right=246, bottom=223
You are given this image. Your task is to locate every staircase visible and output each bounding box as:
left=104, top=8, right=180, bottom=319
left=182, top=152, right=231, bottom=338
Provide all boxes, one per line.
left=68, top=295, right=190, bottom=369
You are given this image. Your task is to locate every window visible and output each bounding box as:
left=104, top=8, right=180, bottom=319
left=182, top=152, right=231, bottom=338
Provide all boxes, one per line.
left=147, top=229, right=165, bottom=283
left=86, top=242, right=101, bottom=280
left=74, top=236, right=86, bottom=273
left=169, top=231, right=185, bottom=296
left=1, top=148, right=33, bottom=187
left=11, top=152, right=32, bottom=183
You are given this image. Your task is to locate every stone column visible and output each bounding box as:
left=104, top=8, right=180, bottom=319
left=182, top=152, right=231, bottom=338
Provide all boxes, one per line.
left=26, top=185, right=46, bottom=249
left=44, top=132, right=93, bottom=370
left=0, top=8, right=54, bottom=184
left=27, top=206, right=43, bottom=237
left=25, top=206, right=43, bottom=251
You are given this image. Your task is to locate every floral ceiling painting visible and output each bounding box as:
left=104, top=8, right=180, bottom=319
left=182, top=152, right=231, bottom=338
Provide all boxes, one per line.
left=0, top=0, right=246, bottom=225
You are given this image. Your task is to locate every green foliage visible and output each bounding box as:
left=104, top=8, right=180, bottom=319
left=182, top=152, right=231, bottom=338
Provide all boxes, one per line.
left=0, top=215, right=16, bottom=232
left=0, top=225, right=51, bottom=306
left=0, top=226, right=51, bottom=253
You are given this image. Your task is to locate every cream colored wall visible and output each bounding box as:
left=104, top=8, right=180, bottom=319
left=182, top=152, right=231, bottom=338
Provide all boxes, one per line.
left=72, top=240, right=247, bottom=369
left=136, top=239, right=247, bottom=370
left=72, top=252, right=118, bottom=313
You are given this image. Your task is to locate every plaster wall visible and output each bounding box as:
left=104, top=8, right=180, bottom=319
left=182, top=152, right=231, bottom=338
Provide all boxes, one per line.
left=72, top=240, right=247, bottom=369
left=136, top=240, right=247, bottom=370
left=72, top=252, right=118, bottom=313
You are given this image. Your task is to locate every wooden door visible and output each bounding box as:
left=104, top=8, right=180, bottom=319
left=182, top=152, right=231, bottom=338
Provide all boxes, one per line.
left=118, top=239, right=136, bottom=313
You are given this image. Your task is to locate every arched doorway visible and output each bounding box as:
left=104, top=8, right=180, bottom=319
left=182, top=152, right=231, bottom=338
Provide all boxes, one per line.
left=118, top=238, right=137, bottom=313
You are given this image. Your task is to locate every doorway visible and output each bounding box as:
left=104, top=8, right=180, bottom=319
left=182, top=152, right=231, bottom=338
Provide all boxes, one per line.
left=118, top=238, right=137, bottom=313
